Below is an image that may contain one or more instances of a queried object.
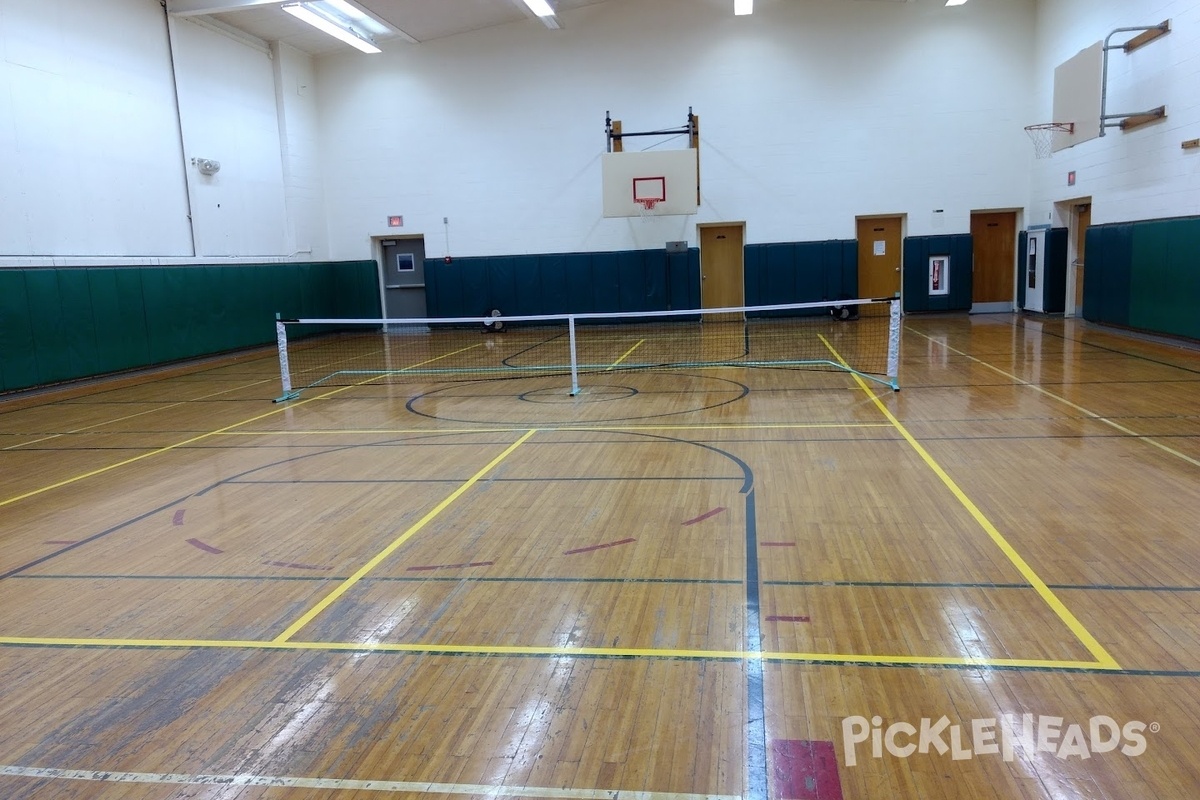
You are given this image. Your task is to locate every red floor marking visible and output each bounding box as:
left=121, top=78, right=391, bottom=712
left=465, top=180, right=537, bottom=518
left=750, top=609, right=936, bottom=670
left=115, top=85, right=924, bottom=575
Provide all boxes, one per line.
left=562, top=538, right=636, bottom=555
left=185, top=538, right=223, bottom=555
left=760, top=542, right=796, bottom=547
left=173, top=509, right=186, bottom=525
left=264, top=561, right=333, bottom=571
left=771, top=740, right=843, bottom=800
left=766, top=615, right=811, bottom=623
left=405, top=561, right=495, bottom=572
left=682, top=507, right=726, bottom=526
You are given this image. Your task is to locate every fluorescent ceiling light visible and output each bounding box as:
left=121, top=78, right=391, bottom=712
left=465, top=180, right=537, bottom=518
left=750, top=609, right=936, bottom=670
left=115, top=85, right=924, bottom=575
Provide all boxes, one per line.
left=945, top=0, right=968, bottom=5
left=282, top=2, right=381, bottom=53
left=521, top=0, right=555, bottom=17
left=734, top=0, right=753, bottom=15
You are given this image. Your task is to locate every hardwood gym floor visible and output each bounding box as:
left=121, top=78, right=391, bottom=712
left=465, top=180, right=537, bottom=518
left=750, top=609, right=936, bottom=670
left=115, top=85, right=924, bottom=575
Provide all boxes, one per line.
left=1, top=313, right=1199, bottom=799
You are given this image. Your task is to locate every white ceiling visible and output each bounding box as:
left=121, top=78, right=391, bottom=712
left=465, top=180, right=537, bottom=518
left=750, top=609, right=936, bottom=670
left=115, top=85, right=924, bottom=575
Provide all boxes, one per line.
left=169, top=0, right=617, bottom=55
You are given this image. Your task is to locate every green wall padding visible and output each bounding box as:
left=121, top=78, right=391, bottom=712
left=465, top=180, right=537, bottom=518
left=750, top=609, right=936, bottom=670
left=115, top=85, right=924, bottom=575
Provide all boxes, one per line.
left=0, top=260, right=378, bottom=394
left=425, top=248, right=702, bottom=319
left=902, top=234, right=973, bottom=313
left=1085, top=215, right=1200, bottom=340
left=0, top=270, right=38, bottom=392
left=426, top=242, right=857, bottom=323
left=1129, top=218, right=1200, bottom=339
left=1043, top=228, right=1069, bottom=314
left=743, top=239, right=856, bottom=317
left=1017, top=231, right=1028, bottom=310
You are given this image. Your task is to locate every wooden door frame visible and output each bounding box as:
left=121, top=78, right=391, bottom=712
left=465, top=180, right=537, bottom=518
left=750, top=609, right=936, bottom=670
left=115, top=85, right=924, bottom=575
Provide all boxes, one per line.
left=1057, top=198, right=1092, bottom=318
left=968, top=208, right=1021, bottom=314
left=697, top=221, right=746, bottom=311
left=855, top=213, right=905, bottom=305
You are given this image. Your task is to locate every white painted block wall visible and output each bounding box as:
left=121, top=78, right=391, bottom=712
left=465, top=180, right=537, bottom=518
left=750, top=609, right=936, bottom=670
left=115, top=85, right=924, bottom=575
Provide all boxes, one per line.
left=316, top=0, right=1038, bottom=259
left=0, top=0, right=191, bottom=257
left=1032, top=0, right=1200, bottom=226
left=0, top=0, right=318, bottom=264
left=1, top=0, right=1195, bottom=265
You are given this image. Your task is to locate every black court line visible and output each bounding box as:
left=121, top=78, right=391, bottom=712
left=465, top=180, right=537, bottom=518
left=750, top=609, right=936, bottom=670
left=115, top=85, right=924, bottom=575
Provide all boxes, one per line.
left=225, top=476, right=744, bottom=486
left=765, top=579, right=1200, bottom=593
left=11, top=430, right=1200, bottom=456
left=404, top=375, right=753, bottom=426
left=17, top=574, right=1200, bottom=593
left=1031, top=324, right=1200, bottom=376
left=12, top=574, right=745, bottom=585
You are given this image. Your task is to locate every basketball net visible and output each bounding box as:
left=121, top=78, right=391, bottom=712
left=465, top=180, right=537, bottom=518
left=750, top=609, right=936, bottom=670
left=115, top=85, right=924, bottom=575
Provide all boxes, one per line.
left=1024, top=122, right=1074, bottom=159
left=636, top=198, right=659, bottom=212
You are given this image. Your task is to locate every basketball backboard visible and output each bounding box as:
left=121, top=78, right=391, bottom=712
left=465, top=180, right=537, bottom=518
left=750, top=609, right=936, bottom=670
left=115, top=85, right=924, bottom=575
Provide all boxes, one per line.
left=602, top=150, right=699, bottom=217
left=1051, top=41, right=1103, bottom=152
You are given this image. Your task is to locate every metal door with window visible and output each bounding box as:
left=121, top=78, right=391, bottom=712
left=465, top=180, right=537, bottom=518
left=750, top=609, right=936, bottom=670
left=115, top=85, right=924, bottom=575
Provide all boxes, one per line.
left=381, top=237, right=427, bottom=318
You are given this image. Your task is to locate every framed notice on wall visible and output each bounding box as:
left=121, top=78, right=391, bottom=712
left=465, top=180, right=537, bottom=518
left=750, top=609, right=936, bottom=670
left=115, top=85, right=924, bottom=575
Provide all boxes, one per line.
left=929, top=256, right=950, bottom=296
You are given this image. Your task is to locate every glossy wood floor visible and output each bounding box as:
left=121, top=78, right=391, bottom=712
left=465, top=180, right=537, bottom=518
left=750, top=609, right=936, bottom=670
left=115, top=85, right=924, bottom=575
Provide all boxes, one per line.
left=2, top=313, right=1200, bottom=800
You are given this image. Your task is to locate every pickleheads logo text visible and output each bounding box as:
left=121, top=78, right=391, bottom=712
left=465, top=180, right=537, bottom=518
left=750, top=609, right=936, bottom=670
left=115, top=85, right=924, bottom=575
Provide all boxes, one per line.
left=841, top=714, right=1157, bottom=767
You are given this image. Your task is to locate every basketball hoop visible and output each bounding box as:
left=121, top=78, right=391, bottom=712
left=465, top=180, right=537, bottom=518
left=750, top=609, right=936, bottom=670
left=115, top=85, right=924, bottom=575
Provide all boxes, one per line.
left=1024, top=122, right=1074, bottom=159
left=635, top=198, right=660, bottom=212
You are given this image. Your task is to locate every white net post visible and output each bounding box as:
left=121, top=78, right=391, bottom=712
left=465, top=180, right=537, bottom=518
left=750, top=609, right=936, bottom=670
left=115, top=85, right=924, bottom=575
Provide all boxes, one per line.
left=274, top=316, right=294, bottom=403
left=568, top=316, right=580, bottom=395
left=887, top=299, right=901, bottom=390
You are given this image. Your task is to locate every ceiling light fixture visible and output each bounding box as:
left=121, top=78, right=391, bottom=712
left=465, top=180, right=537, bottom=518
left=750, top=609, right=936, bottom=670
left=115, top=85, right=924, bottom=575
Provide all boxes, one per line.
left=735, top=0, right=753, bottom=15
left=945, top=0, right=968, bottom=6
left=521, top=0, right=555, bottom=17
left=282, top=2, right=381, bottom=53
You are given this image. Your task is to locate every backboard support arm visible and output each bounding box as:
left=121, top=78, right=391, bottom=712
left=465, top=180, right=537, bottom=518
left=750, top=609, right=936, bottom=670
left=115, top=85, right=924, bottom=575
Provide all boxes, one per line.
left=1099, top=21, right=1170, bottom=136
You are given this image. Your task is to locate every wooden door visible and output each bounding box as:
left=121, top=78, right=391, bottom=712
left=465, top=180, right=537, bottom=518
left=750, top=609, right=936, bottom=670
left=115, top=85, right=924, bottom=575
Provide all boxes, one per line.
left=699, top=224, right=744, bottom=315
left=856, top=216, right=902, bottom=315
left=970, top=212, right=1016, bottom=306
left=1074, top=203, right=1091, bottom=314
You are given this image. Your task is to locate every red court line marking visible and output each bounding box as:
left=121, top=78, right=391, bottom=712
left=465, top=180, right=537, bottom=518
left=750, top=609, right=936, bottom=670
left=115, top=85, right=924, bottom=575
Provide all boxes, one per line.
left=766, top=615, right=811, bottom=623
left=562, top=538, right=636, bottom=556
left=771, top=739, right=843, bottom=800
left=406, top=561, right=495, bottom=572
left=682, top=507, right=726, bottom=526
left=760, top=542, right=796, bottom=547
left=185, top=538, right=223, bottom=555
left=173, top=509, right=186, bottom=526
left=45, top=540, right=79, bottom=545
left=265, top=561, right=333, bottom=571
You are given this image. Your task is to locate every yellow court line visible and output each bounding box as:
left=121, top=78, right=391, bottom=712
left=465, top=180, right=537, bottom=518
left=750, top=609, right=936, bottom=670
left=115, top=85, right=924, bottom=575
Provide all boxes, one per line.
left=1, top=378, right=275, bottom=451
left=908, top=327, right=1200, bottom=469
left=559, top=423, right=894, bottom=432
left=214, top=422, right=895, bottom=437
left=0, top=635, right=1120, bottom=670
left=272, top=429, right=538, bottom=643
left=819, top=334, right=1121, bottom=670
left=2, top=434, right=62, bottom=451
left=0, top=344, right=482, bottom=510
left=606, top=338, right=644, bottom=371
